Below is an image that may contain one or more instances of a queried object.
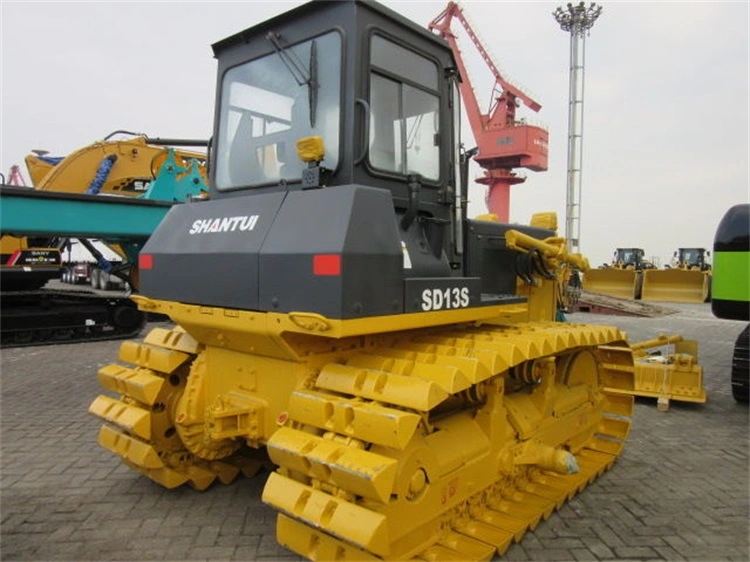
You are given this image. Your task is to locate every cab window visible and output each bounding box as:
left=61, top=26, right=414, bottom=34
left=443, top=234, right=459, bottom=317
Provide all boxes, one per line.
left=368, top=35, right=440, bottom=181
left=215, top=31, right=341, bottom=189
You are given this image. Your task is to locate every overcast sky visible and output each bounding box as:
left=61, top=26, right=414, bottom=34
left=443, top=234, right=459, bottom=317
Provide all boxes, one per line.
left=1, top=1, right=747, bottom=267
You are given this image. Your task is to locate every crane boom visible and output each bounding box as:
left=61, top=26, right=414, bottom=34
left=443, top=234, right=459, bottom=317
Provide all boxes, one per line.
left=429, top=1, right=549, bottom=222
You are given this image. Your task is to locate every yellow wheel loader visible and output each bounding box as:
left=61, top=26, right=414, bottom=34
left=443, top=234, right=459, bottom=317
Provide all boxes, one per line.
left=641, top=248, right=712, bottom=303
left=89, top=2, right=635, bottom=559
left=582, top=248, right=655, bottom=300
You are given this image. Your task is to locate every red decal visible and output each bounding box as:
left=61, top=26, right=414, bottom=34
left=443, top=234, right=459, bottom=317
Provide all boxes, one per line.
left=139, top=253, right=154, bottom=270
left=313, top=254, right=341, bottom=276
left=6, top=250, right=21, bottom=266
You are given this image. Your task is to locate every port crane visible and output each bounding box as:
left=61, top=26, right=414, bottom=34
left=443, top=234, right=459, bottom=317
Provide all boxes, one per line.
left=429, top=1, right=548, bottom=222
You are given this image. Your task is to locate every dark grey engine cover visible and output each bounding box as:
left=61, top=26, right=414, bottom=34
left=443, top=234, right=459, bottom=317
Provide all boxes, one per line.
left=140, top=185, right=404, bottom=318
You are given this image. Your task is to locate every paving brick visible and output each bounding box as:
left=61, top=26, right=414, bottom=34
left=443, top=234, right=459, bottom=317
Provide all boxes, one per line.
left=523, top=548, right=576, bottom=560
left=186, top=546, right=237, bottom=560
left=194, top=524, right=221, bottom=546
left=569, top=548, right=597, bottom=561
left=581, top=537, right=616, bottom=559
left=233, top=545, right=261, bottom=560
left=613, top=545, right=660, bottom=559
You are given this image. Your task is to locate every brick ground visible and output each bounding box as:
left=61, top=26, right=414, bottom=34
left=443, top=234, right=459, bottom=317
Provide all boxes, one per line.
left=1, top=303, right=747, bottom=561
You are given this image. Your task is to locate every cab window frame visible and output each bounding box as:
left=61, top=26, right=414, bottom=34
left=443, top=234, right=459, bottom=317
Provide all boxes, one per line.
left=214, top=28, right=344, bottom=192
left=366, top=31, right=443, bottom=185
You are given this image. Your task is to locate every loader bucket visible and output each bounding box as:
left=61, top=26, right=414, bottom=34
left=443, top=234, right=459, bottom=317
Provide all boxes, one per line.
left=641, top=269, right=710, bottom=303
left=583, top=269, right=642, bottom=300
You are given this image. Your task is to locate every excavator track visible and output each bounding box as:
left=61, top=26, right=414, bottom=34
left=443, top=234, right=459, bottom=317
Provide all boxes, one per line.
left=0, top=289, right=146, bottom=348
left=263, top=321, right=634, bottom=561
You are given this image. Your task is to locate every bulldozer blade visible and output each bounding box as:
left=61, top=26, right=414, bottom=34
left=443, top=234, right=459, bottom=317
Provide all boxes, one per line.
left=641, top=269, right=710, bottom=303
left=582, top=269, right=642, bottom=300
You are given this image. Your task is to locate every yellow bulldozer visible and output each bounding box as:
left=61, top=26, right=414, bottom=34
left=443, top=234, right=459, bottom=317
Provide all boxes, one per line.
left=582, top=247, right=656, bottom=300
left=641, top=248, right=712, bottom=303
left=88, top=2, right=637, bottom=560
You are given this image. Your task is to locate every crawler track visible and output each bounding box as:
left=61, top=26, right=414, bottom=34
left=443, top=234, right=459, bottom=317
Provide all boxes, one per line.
left=263, top=322, right=634, bottom=560
left=91, top=320, right=633, bottom=561
left=1, top=289, right=146, bottom=348
left=89, top=327, right=265, bottom=489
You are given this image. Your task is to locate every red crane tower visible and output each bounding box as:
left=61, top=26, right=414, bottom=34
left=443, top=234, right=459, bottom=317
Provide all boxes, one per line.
left=429, top=2, right=548, bottom=222
left=7, top=164, right=28, bottom=186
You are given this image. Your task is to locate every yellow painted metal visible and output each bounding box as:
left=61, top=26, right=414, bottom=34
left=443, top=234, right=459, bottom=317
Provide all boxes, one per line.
left=630, top=333, right=684, bottom=352
left=118, top=340, right=191, bottom=373
left=26, top=136, right=205, bottom=195
left=262, top=323, right=633, bottom=559
left=267, top=427, right=398, bottom=502
left=296, top=136, right=326, bottom=163
left=582, top=268, right=642, bottom=300
left=632, top=353, right=706, bottom=404
left=529, top=211, right=558, bottom=231
left=130, top=295, right=536, bottom=355
left=504, top=229, right=589, bottom=272
left=91, top=256, right=641, bottom=562
left=641, top=269, right=711, bottom=303
left=89, top=395, right=151, bottom=439
left=276, top=513, right=380, bottom=561
left=607, top=334, right=707, bottom=407
left=92, top=310, right=635, bottom=559
left=287, top=390, right=422, bottom=449
left=90, top=330, right=254, bottom=490
left=263, top=472, right=390, bottom=555
left=97, top=425, right=166, bottom=470
left=143, top=325, right=202, bottom=355
left=316, top=363, right=450, bottom=411
left=96, top=364, right=165, bottom=406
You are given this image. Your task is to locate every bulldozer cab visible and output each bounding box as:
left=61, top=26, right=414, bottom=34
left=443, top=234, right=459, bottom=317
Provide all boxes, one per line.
left=138, top=0, right=557, bottom=319
left=210, top=1, right=458, bottom=221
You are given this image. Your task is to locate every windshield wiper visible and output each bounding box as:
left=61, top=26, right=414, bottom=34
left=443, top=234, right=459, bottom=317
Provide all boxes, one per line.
left=266, top=32, right=318, bottom=128
left=308, top=40, right=318, bottom=128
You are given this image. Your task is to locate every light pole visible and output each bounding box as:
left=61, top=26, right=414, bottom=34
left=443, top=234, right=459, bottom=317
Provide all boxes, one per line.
left=553, top=2, right=602, bottom=255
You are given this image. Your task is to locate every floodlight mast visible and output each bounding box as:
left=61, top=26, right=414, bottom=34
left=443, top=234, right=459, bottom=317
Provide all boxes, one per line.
left=553, top=2, right=602, bottom=254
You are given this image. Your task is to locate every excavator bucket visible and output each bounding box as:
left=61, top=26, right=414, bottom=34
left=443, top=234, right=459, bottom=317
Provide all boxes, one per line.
left=641, top=269, right=711, bottom=303
left=582, top=269, right=642, bottom=300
